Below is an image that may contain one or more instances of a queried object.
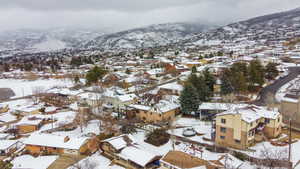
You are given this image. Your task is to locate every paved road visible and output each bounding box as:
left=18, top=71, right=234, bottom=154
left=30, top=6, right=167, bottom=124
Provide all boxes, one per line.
left=254, top=67, right=300, bottom=106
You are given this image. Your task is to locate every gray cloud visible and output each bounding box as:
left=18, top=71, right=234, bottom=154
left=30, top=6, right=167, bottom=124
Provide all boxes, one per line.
left=0, top=0, right=300, bottom=32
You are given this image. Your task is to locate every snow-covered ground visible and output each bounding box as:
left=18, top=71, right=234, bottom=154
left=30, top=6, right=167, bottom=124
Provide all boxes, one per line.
left=12, top=155, right=58, bottom=169
left=68, top=152, right=124, bottom=169
left=32, top=37, right=67, bottom=52
left=0, top=78, right=73, bottom=98
left=275, top=75, right=300, bottom=102
left=52, top=120, right=101, bottom=137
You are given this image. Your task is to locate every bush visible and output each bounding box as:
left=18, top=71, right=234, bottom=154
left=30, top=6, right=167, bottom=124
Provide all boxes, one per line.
left=145, top=129, right=170, bottom=146
left=121, top=125, right=137, bottom=134
left=97, top=133, right=114, bottom=141
left=233, top=151, right=248, bottom=161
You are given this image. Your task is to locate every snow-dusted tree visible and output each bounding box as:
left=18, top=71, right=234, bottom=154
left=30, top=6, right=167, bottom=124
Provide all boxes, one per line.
left=265, top=92, right=276, bottom=110
left=259, top=145, right=289, bottom=169
left=70, top=158, right=97, bottom=169
left=31, top=86, right=45, bottom=104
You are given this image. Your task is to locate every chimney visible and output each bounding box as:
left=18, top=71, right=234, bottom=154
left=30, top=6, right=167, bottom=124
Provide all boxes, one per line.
left=64, top=136, right=70, bottom=143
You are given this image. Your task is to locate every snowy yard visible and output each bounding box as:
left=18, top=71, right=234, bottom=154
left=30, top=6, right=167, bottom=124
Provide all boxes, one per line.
left=12, top=155, right=58, bottom=169
left=275, top=75, right=300, bottom=102
left=68, top=152, right=124, bottom=169
left=0, top=78, right=73, bottom=98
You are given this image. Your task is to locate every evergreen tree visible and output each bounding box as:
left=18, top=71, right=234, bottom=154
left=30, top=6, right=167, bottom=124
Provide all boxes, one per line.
left=179, top=83, right=200, bottom=114
left=265, top=62, right=279, bottom=80
left=125, top=68, right=131, bottom=74
left=217, top=51, right=223, bottom=56
left=187, top=73, right=211, bottom=102
left=191, top=66, right=197, bottom=74
left=74, top=75, right=80, bottom=84
left=220, top=70, right=234, bottom=95
left=203, top=68, right=216, bottom=93
left=86, top=66, right=107, bottom=85
left=248, top=60, right=265, bottom=87
left=235, top=72, right=248, bottom=93
left=3, top=63, right=10, bottom=72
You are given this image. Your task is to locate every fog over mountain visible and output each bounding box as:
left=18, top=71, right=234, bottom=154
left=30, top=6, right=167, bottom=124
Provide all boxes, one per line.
left=0, top=0, right=300, bottom=32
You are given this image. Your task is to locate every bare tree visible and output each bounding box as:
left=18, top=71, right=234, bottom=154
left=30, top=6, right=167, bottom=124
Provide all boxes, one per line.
left=31, top=86, right=45, bottom=104
left=74, top=106, right=90, bottom=133
left=259, top=144, right=289, bottom=169
left=265, top=92, right=276, bottom=111
left=222, top=93, right=237, bottom=103
left=70, top=158, right=97, bottom=169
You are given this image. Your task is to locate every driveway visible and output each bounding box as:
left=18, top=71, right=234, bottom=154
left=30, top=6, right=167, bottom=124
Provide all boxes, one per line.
left=254, top=67, right=300, bottom=106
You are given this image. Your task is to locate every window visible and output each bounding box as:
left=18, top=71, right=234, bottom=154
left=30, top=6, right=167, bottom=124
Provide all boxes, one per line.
left=265, top=119, right=270, bottom=124
left=220, top=127, right=227, bottom=133
left=248, top=131, right=255, bottom=137
left=220, top=136, right=225, bottom=139
left=221, top=118, right=226, bottom=124
left=235, top=139, right=241, bottom=144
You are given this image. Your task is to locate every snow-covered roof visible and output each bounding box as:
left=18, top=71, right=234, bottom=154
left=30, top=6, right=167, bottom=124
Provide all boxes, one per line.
left=153, top=100, right=180, bottom=114
left=102, top=134, right=136, bottom=151
left=218, top=105, right=280, bottom=123
left=0, top=140, right=19, bottom=150
left=15, top=115, right=43, bottom=126
left=146, top=68, right=164, bottom=75
left=24, top=134, right=89, bottom=150
left=128, top=104, right=151, bottom=111
left=281, top=97, right=298, bottom=103
left=160, top=82, right=183, bottom=91
left=199, top=103, right=248, bottom=111
left=119, top=146, right=158, bottom=167
left=117, top=94, right=137, bottom=102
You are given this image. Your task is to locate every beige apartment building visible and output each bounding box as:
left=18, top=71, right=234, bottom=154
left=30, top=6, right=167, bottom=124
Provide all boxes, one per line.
left=215, top=105, right=282, bottom=149
left=280, top=91, right=300, bottom=130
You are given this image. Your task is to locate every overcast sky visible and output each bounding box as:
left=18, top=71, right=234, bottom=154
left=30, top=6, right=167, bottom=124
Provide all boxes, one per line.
left=0, top=0, right=300, bottom=32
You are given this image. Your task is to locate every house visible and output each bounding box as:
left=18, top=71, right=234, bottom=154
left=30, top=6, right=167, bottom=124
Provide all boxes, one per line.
left=159, top=82, right=183, bottom=96
left=100, top=134, right=160, bottom=169
left=160, top=151, right=223, bottom=169
left=103, top=91, right=138, bottom=111
left=280, top=90, right=300, bottom=130
left=24, top=134, right=97, bottom=155
left=13, top=105, right=42, bottom=116
left=0, top=133, right=10, bottom=140
left=215, top=105, right=282, bottom=149
left=0, top=140, right=23, bottom=156
left=128, top=100, right=180, bottom=123
left=0, top=104, right=9, bottom=113
left=198, top=103, right=248, bottom=119
left=15, top=115, right=45, bottom=134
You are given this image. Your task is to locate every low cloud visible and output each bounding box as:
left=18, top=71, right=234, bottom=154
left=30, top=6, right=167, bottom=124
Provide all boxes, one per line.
left=0, top=0, right=299, bottom=32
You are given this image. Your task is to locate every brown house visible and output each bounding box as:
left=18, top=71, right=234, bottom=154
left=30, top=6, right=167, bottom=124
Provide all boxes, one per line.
left=160, top=151, right=223, bottom=169
left=100, top=134, right=160, bottom=169
left=24, top=134, right=97, bottom=155
left=0, top=140, right=23, bottom=156
left=280, top=91, right=300, bottom=130
left=15, top=116, right=45, bottom=134
left=127, top=100, right=180, bottom=123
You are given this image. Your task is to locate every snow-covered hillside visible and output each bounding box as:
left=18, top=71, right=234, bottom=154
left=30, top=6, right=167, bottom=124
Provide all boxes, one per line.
left=184, top=7, right=300, bottom=45
left=32, top=37, right=66, bottom=52
left=82, top=23, right=214, bottom=50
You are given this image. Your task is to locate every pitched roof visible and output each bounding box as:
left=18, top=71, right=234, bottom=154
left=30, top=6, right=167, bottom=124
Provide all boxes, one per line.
left=24, top=134, right=89, bottom=150
left=217, top=105, right=280, bottom=123
left=161, top=151, right=209, bottom=169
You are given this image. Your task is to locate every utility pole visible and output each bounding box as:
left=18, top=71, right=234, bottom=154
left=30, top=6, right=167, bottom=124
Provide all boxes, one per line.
left=288, top=116, right=292, bottom=162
